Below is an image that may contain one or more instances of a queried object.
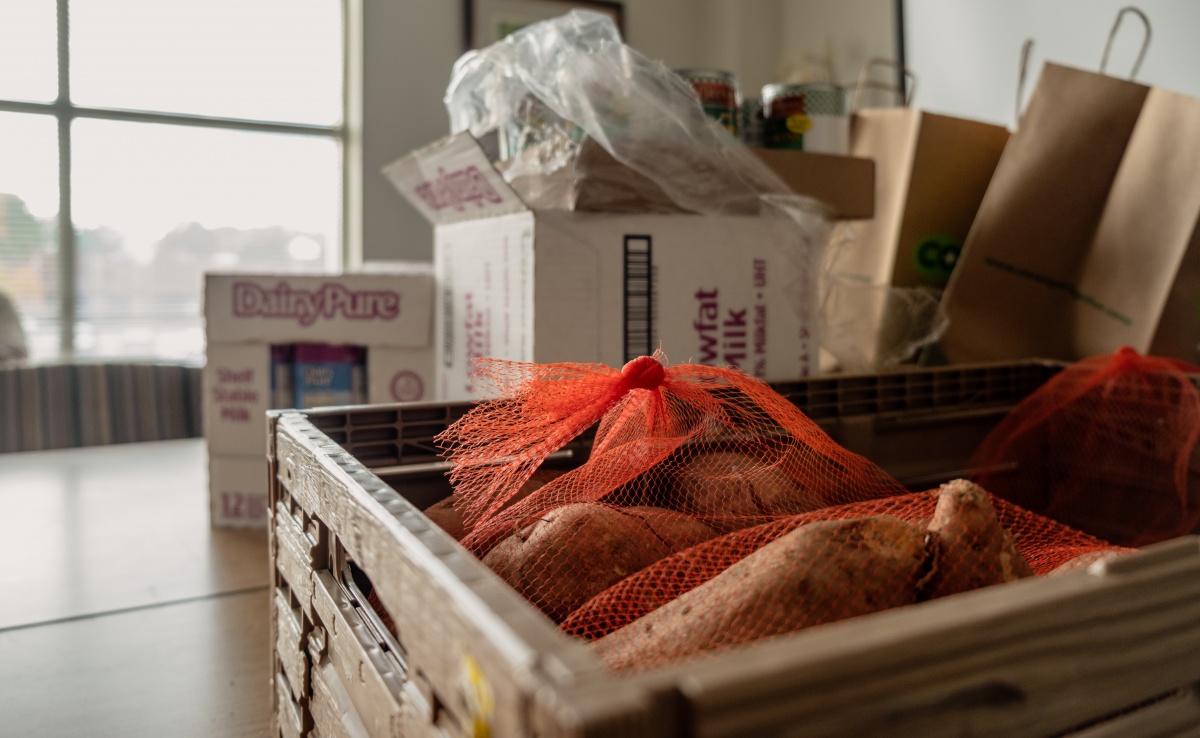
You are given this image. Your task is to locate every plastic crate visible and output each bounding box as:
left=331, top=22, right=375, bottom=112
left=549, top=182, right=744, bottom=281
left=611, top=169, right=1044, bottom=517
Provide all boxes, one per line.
left=266, top=360, right=1200, bottom=737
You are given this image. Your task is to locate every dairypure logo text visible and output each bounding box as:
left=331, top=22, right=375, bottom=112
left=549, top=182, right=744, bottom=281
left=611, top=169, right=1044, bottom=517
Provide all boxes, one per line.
left=232, top=281, right=401, bottom=326
left=414, top=165, right=504, bottom=212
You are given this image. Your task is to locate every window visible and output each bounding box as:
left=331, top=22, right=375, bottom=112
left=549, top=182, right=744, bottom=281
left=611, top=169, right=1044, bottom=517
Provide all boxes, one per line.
left=0, top=0, right=347, bottom=363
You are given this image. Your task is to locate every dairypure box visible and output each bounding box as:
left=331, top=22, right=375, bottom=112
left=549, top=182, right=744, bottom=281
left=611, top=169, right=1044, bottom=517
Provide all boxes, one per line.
left=203, top=268, right=434, bottom=527
left=384, top=133, right=825, bottom=401
left=208, top=453, right=270, bottom=529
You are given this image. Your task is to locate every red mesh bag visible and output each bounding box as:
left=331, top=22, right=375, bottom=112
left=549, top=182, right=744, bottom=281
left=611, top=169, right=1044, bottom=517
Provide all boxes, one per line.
left=432, top=354, right=1132, bottom=672
left=561, top=480, right=1128, bottom=673
left=969, top=347, right=1200, bottom=547
left=435, top=353, right=909, bottom=623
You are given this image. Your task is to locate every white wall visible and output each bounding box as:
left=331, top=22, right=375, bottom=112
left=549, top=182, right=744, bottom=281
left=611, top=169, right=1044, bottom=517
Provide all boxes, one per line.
left=625, top=0, right=708, bottom=68
left=904, top=0, right=1200, bottom=127
left=694, top=0, right=783, bottom=96
left=778, top=0, right=898, bottom=102
left=654, top=0, right=899, bottom=107
left=360, top=0, right=462, bottom=265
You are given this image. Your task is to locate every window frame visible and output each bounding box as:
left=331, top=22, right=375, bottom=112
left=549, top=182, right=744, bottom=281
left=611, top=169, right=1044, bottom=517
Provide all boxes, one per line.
left=0, top=0, right=360, bottom=358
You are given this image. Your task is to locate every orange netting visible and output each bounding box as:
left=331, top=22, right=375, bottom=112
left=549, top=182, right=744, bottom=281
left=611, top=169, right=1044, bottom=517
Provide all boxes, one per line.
left=434, top=353, right=910, bottom=623
left=560, top=483, right=1126, bottom=672
left=970, top=347, right=1200, bottom=547
left=428, top=353, right=1136, bottom=673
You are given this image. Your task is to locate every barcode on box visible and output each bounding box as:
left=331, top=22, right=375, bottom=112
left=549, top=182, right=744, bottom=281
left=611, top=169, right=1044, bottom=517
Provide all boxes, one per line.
left=624, top=235, right=654, bottom=362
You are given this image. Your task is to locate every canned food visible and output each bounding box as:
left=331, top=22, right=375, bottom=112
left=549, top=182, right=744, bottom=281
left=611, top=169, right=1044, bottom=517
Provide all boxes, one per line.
left=761, top=83, right=849, bottom=154
left=740, top=98, right=765, bottom=148
left=676, top=68, right=740, bottom=137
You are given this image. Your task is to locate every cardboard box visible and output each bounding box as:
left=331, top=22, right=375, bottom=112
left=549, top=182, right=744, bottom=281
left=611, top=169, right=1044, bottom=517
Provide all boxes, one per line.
left=752, top=148, right=875, bottom=219
left=209, top=452, right=270, bottom=528
left=203, top=268, right=434, bottom=527
left=385, top=133, right=832, bottom=401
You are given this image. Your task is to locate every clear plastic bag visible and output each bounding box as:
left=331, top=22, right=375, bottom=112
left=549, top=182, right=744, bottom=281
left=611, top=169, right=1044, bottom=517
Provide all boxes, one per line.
left=445, top=10, right=809, bottom=218
left=821, top=224, right=949, bottom=371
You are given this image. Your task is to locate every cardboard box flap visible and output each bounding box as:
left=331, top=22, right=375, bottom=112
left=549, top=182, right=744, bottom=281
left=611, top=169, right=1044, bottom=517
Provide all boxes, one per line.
left=382, top=132, right=528, bottom=225
left=753, top=148, right=876, bottom=219
left=566, top=143, right=875, bottom=218
left=492, top=137, right=690, bottom=214
left=572, top=140, right=694, bottom=213
left=498, top=137, right=874, bottom=219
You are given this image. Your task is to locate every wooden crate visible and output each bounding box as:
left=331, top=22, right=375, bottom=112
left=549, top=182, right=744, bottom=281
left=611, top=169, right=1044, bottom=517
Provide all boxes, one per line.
left=267, top=360, right=1200, bottom=737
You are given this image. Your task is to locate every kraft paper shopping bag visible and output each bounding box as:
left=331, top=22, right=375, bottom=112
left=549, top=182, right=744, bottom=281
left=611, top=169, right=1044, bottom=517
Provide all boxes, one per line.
left=940, top=59, right=1200, bottom=364
left=842, top=110, right=1009, bottom=292
left=823, top=60, right=1009, bottom=370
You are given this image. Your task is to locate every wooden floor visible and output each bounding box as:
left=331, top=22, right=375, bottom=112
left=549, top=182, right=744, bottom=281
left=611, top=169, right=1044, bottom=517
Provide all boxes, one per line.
left=0, top=439, right=272, bottom=737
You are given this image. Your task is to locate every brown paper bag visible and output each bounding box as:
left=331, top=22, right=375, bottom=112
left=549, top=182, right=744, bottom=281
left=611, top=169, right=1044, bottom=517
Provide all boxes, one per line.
left=940, top=60, right=1200, bottom=364
left=824, top=60, right=1009, bottom=370
left=842, top=107, right=1010, bottom=290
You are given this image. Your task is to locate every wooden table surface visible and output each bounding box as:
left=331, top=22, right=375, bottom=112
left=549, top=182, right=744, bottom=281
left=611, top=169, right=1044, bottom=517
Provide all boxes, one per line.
left=0, top=439, right=272, bottom=737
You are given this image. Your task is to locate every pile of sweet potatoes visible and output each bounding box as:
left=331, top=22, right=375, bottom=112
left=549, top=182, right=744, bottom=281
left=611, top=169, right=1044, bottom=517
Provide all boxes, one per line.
left=422, top=445, right=824, bottom=623
left=483, top=503, right=717, bottom=621
left=593, top=478, right=1036, bottom=670
left=424, top=460, right=1118, bottom=669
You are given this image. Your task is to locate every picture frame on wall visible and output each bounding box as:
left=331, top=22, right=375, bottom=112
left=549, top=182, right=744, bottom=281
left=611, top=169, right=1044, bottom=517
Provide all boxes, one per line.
left=464, top=0, right=625, bottom=51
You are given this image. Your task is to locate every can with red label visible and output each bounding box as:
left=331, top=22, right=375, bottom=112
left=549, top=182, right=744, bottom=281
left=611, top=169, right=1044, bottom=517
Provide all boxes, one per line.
left=762, top=82, right=848, bottom=154
left=675, top=68, right=740, bottom=137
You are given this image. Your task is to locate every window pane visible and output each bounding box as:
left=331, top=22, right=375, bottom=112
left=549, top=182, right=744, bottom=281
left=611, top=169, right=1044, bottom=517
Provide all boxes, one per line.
left=0, top=0, right=58, bottom=103
left=0, top=112, right=60, bottom=362
left=73, top=119, right=341, bottom=362
left=71, top=0, right=342, bottom=125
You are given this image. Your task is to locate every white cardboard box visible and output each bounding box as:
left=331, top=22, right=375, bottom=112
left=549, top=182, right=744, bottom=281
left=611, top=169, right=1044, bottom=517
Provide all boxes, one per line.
left=203, top=269, right=435, bottom=527
left=385, top=133, right=823, bottom=401
left=208, top=452, right=271, bottom=528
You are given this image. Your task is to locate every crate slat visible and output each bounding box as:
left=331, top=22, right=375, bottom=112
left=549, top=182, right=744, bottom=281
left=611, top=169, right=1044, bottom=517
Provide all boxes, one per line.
left=274, top=502, right=318, bottom=617
left=1063, top=687, right=1200, bottom=737
left=275, top=670, right=304, bottom=738
left=311, top=661, right=373, bottom=738
left=671, top=537, right=1200, bottom=737
left=312, top=570, right=405, bottom=736
left=274, top=587, right=307, bottom=706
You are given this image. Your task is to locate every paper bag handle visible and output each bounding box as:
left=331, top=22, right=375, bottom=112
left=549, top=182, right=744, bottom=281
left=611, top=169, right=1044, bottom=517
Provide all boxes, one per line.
left=1100, top=6, right=1151, bottom=80
left=851, top=58, right=917, bottom=112
left=1015, top=38, right=1034, bottom=127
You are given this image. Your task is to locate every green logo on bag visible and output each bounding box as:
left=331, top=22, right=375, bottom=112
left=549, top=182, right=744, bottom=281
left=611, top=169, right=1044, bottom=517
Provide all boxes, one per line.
left=914, top=235, right=962, bottom=283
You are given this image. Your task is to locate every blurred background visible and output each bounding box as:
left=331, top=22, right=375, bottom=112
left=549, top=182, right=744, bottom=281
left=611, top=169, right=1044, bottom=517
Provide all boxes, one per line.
left=2, top=0, right=1198, bottom=366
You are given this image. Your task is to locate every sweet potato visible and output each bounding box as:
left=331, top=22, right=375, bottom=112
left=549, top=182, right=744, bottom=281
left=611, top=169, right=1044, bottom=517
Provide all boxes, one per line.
left=670, top=450, right=822, bottom=526
left=424, top=495, right=468, bottom=540
left=483, top=502, right=690, bottom=622
left=924, top=479, right=1033, bottom=598
left=608, top=472, right=656, bottom=507
left=424, top=468, right=566, bottom=541
left=623, top=506, right=718, bottom=551
left=593, top=516, right=933, bottom=672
